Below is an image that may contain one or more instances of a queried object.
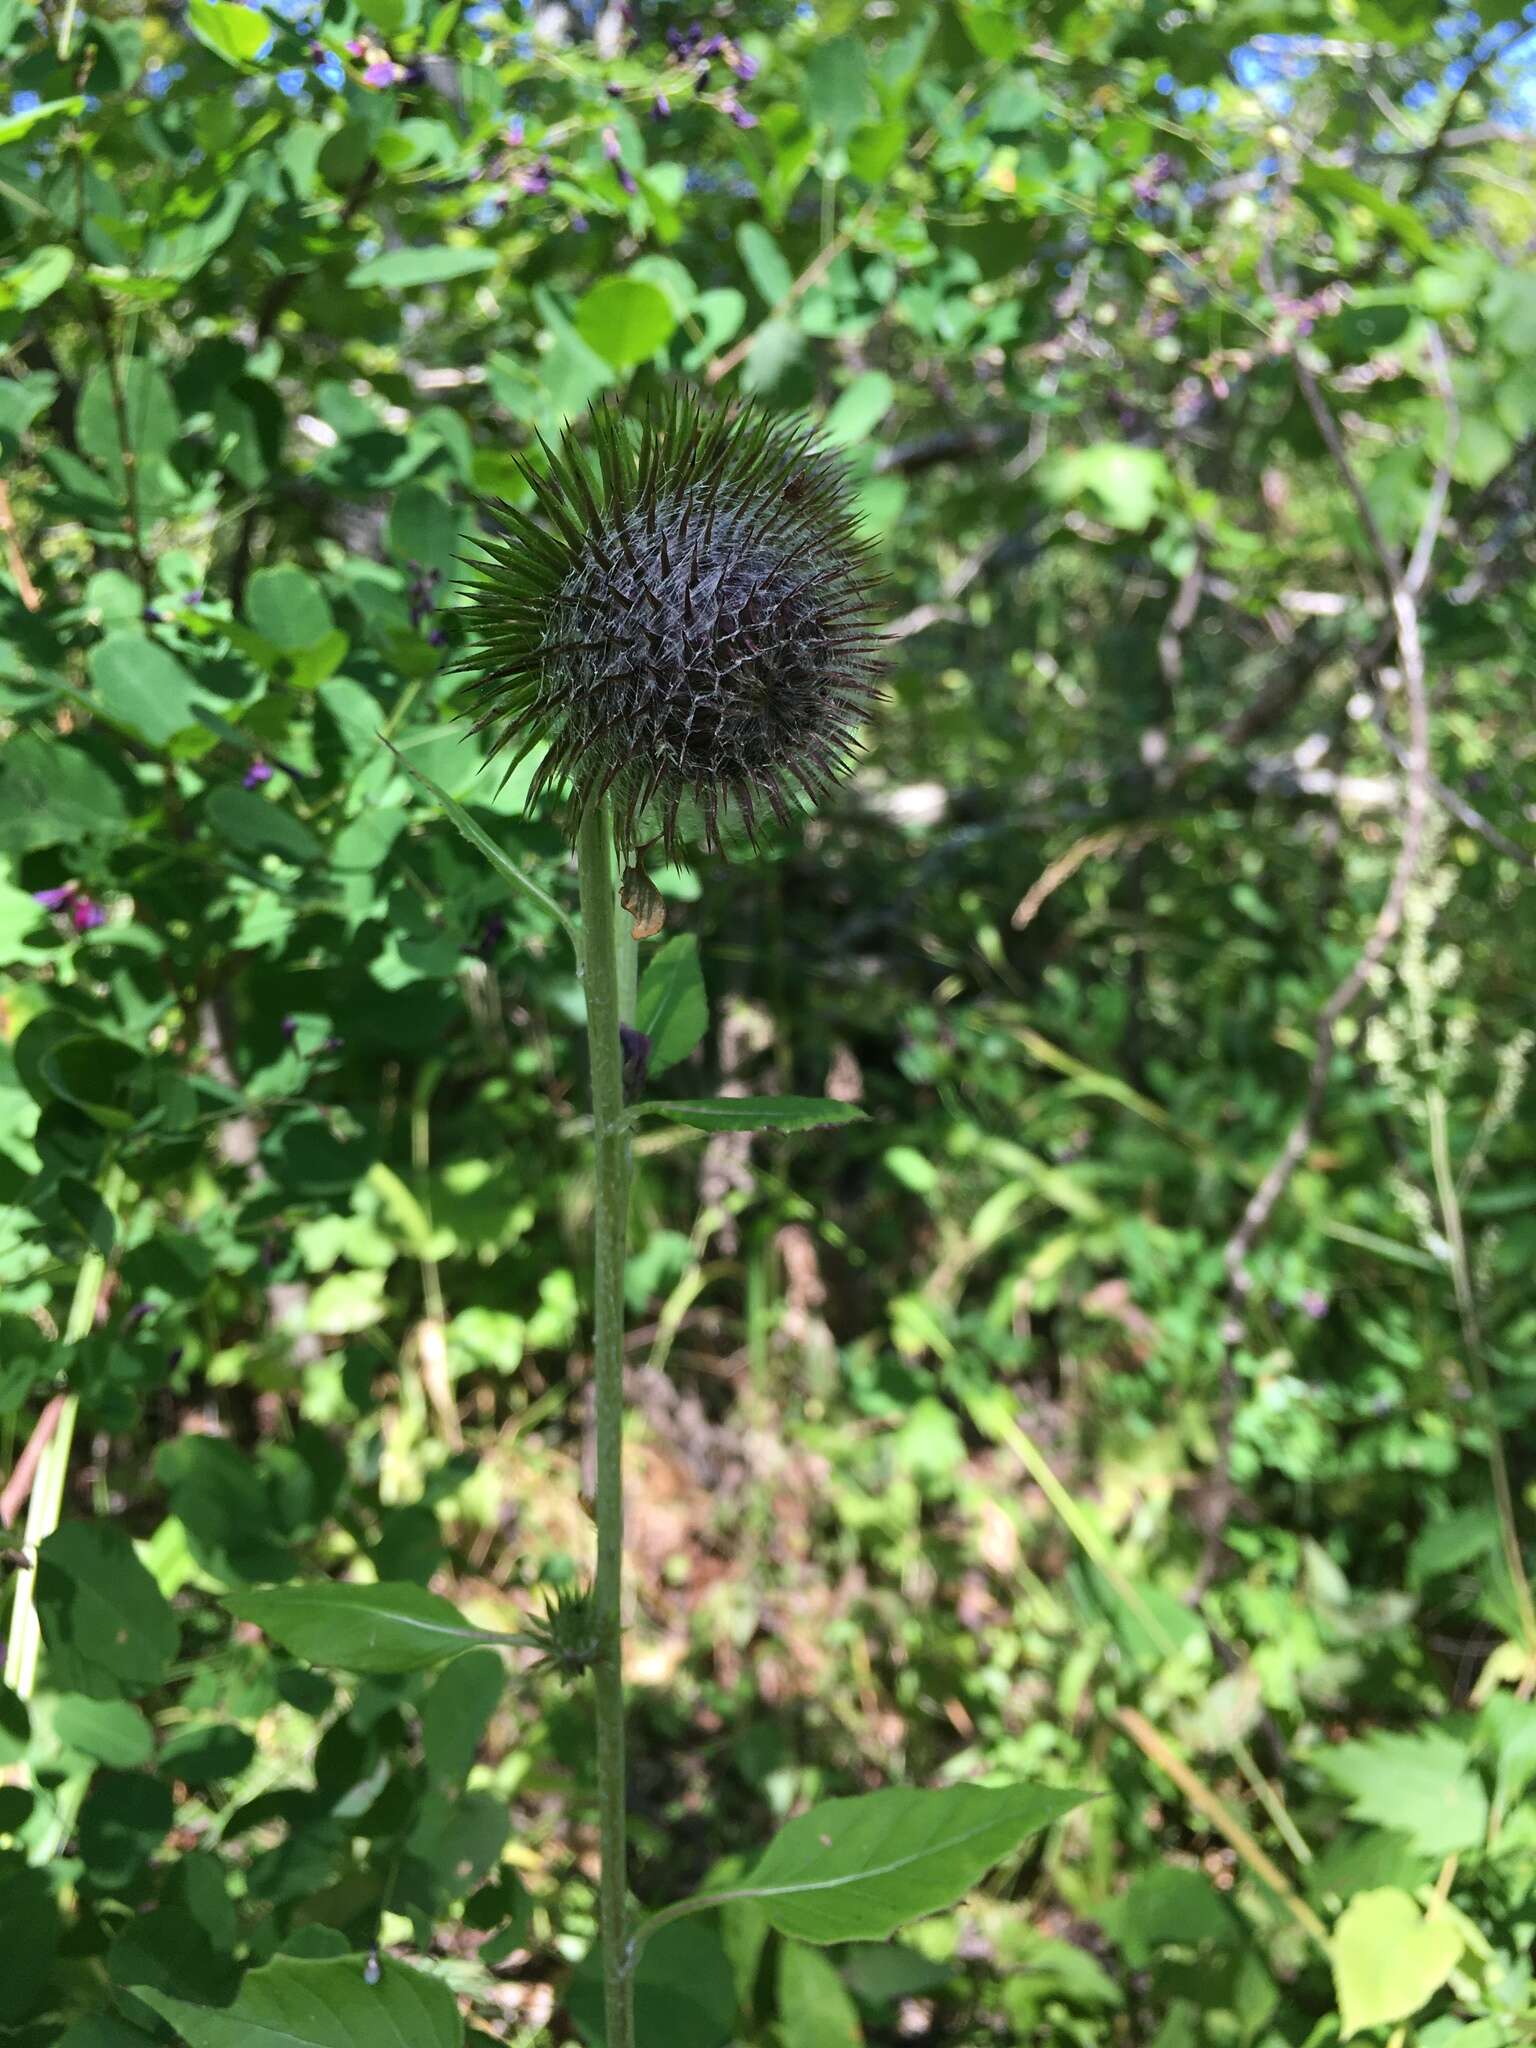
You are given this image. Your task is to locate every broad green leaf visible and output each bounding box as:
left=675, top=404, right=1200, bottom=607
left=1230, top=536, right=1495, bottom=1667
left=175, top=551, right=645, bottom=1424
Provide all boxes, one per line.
left=1042, top=445, right=1170, bottom=532
left=804, top=36, right=873, bottom=139
left=187, top=0, right=269, bottom=64
left=53, top=1694, right=153, bottom=1768
left=246, top=565, right=335, bottom=652
left=569, top=1918, right=736, bottom=2048
left=77, top=360, right=180, bottom=474
left=35, top=1523, right=179, bottom=1701
left=635, top=933, right=707, bottom=1075
left=133, top=1955, right=462, bottom=2048
left=388, top=481, right=461, bottom=585
left=87, top=633, right=207, bottom=747
left=381, top=734, right=578, bottom=949
left=347, top=245, right=496, bottom=289
left=674, top=1783, right=1086, bottom=1945
left=778, top=1942, right=864, bottom=2044
left=575, top=277, right=678, bottom=369
left=1331, top=1888, right=1462, bottom=2038
left=422, top=1647, right=505, bottom=1784
left=824, top=371, right=895, bottom=448
left=1314, top=1730, right=1488, bottom=1858
left=632, top=1097, right=867, bottom=1134
left=225, top=1580, right=512, bottom=1674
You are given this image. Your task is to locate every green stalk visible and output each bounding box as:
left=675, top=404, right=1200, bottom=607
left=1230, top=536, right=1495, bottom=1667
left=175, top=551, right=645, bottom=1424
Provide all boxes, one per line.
left=576, top=799, right=635, bottom=2048
left=5, top=1172, right=120, bottom=1701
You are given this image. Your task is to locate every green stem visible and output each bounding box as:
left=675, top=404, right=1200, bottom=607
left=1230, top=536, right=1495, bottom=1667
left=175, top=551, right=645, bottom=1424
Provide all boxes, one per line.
left=576, top=800, right=634, bottom=2048
left=5, top=1173, right=120, bottom=1701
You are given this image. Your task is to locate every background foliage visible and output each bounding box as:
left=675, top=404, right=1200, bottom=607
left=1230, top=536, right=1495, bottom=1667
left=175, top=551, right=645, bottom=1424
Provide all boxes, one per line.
left=3, top=0, right=1536, bottom=2042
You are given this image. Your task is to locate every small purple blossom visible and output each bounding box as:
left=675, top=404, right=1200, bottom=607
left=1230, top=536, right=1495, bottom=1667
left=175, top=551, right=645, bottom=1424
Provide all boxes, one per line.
left=1130, top=151, right=1176, bottom=207
left=33, top=884, right=75, bottom=912
left=243, top=757, right=274, bottom=789
left=506, top=114, right=525, bottom=146
left=724, top=43, right=757, bottom=79
left=281, top=1015, right=298, bottom=1041
left=603, top=125, right=637, bottom=193
left=1299, top=1289, right=1330, bottom=1320
left=517, top=156, right=552, bottom=195
left=71, top=896, right=107, bottom=932
left=721, top=93, right=756, bottom=129
left=652, top=93, right=671, bottom=120
left=362, top=57, right=405, bottom=87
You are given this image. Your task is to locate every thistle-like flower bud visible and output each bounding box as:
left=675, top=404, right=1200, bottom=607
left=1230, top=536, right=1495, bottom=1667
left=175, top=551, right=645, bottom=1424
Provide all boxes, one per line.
left=457, top=392, right=883, bottom=859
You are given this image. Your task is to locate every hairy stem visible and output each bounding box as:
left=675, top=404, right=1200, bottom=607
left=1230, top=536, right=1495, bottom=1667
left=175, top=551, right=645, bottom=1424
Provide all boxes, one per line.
left=576, top=800, right=634, bottom=2048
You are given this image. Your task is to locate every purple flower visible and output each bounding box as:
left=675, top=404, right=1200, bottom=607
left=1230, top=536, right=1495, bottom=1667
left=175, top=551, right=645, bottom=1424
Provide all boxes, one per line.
left=603, top=125, right=637, bottom=193
left=71, top=896, right=106, bottom=932
left=281, top=1015, right=298, bottom=1041
left=33, top=884, right=75, bottom=911
left=243, top=757, right=274, bottom=789
left=721, top=93, right=756, bottom=129
left=506, top=115, right=524, bottom=146
left=652, top=93, right=671, bottom=120
left=570, top=210, right=589, bottom=233
left=1300, top=1289, right=1330, bottom=1320
left=362, top=57, right=404, bottom=87
left=724, top=43, right=757, bottom=79
left=517, top=156, right=552, bottom=195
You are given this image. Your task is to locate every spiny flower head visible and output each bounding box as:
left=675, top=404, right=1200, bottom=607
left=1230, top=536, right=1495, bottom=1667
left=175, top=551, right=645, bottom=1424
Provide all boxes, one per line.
left=456, top=391, right=884, bottom=861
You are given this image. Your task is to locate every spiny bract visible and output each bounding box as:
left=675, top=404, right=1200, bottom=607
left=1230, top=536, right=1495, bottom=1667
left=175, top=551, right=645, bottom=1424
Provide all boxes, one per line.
left=457, top=391, right=884, bottom=859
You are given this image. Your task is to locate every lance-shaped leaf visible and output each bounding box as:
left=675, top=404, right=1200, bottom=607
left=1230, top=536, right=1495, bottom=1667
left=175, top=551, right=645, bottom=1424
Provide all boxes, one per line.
left=225, top=1582, right=514, bottom=1676
left=132, top=1954, right=461, bottom=2048
left=629, top=1097, right=867, bottom=1134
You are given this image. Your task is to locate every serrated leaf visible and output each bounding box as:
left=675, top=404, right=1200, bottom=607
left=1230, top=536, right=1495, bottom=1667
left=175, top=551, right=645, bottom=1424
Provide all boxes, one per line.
left=225, top=1581, right=513, bottom=1675
left=670, top=1783, right=1086, bottom=1946
left=635, top=933, right=707, bottom=1075
left=1331, top=1888, right=1461, bottom=2038
left=1314, top=1729, right=1488, bottom=1858
left=631, top=1097, right=867, bottom=1134
left=132, top=1955, right=462, bottom=2048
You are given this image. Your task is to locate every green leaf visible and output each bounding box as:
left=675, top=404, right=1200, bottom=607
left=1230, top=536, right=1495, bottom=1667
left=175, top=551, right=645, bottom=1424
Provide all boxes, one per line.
left=246, top=566, right=335, bottom=652
left=569, top=1918, right=737, bottom=2048
left=0, top=244, right=73, bottom=313
left=132, top=1955, right=462, bottom=2048
left=0, top=95, right=83, bottom=145
left=388, top=481, right=461, bottom=585
left=824, top=372, right=895, bottom=448
left=87, top=633, right=208, bottom=747
left=225, top=1580, right=512, bottom=1674
left=804, top=36, right=873, bottom=140
left=1042, top=445, right=1170, bottom=532
left=778, top=1943, right=864, bottom=2044
left=422, top=1647, right=505, bottom=1784
left=347, top=245, right=496, bottom=290
left=204, top=787, right=323, bottom=867
left=187, top=0, right=270, bottom=64
left=671, top=1783, right=1086, bottom=1946
left=53, top=1693, right=154, bottom=1767
left=35, top=1522, right=179, bottom=1701
left=635, top=934, right=707, bottom=1075
left=1314, top=1730, right=1489, bottom=1858
left=381, top=734, right=578, bottom=949
left=575, top=277, right=678, bottom=369
left=632, top=1097, right=867, bottom=1134
left=736, top=222, right=794, bottom=307
left=1331, top=1888, right=1462, bottom=2038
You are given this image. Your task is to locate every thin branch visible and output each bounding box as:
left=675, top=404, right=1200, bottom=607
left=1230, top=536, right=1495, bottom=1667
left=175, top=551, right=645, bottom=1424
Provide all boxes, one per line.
left=0, top=1394, right=67, bottom=1530
left=0, top=479, right=41, bottom=611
